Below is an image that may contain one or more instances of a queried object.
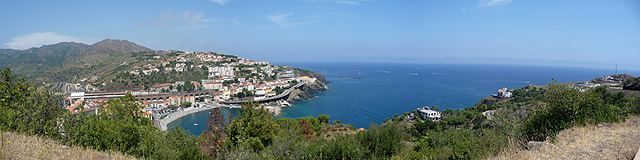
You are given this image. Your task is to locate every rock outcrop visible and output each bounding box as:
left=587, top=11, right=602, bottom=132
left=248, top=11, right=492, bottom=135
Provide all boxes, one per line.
left=287, top=69, right=330, bottom=102
left=474, top=96, right=500, bottom=107
left=287, top=80, right=329, bottom=102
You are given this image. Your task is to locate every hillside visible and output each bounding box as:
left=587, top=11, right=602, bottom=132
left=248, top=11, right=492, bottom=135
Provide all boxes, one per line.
left=494, top=116, right=640, bottom=159
left=0, top=39, right=152, bottom=80
left=0, top=131, right=135, bottom=160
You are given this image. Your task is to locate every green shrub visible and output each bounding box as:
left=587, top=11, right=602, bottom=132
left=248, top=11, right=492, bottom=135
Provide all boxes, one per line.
left=226, top=101, right=277, bottom=151
left=316, top=114, right=330, bottom=125
left=0, top=68, right=65, bottom=137
left=356, top=122, right=407, bottom=159
left=523, top=83, right=622, bottom=141
left=302, top=135, right=365, bottom=159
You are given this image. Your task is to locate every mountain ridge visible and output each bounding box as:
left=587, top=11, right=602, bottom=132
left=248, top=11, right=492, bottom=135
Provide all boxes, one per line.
left=0, top=39, right=153, bottom=79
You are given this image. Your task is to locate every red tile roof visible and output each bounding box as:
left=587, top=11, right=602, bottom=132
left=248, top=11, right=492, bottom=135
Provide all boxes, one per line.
left=152, top=83, right=172, bottom=88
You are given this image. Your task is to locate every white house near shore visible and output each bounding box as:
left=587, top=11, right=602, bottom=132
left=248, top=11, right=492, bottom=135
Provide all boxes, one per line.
left=417, top=106, right=441, bottom=121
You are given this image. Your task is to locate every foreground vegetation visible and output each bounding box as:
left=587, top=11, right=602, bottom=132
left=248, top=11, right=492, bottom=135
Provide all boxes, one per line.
left=495, top=116, right=640, bottom=159
left=2, top=67, right=640, bottom=159
left=0, top=132, right=135, bottom=160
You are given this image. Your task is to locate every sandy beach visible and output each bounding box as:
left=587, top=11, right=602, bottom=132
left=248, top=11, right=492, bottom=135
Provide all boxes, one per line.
left=158, top=101, right=289, bottom=131
left=159, top=104, right=223, bottom=131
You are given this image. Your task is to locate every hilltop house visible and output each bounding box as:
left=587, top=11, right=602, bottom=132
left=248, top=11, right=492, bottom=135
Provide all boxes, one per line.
left=497, top=88, right=513, bottom=98
left=417, top=106, right=441, bottom=121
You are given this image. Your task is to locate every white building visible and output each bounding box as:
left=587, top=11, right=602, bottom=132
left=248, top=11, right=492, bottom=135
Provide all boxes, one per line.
left=417, top=106, right=441, bottom=121
left=209, top=66, right=234, bottom=77
left=255, top=88, right=266, bottom=96
left=497, top=88, right=512, bottom=98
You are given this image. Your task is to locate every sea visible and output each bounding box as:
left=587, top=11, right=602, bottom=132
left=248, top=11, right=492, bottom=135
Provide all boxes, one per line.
left=168, top=62, right=634, bottom=136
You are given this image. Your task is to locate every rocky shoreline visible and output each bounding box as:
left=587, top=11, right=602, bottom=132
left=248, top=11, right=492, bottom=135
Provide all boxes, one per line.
left=287, top=69, right=330, bottom=102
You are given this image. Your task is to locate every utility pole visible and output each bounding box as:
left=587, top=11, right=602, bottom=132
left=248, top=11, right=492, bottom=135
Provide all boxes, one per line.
left=615, top=64, right=618, bottom=75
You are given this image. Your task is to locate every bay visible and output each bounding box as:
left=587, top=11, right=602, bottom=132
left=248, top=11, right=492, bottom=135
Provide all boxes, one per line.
left=169, top=62, right=630, bottom=135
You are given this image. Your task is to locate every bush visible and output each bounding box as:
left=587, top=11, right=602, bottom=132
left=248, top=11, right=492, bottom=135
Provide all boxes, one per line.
left=61, top=93, right=204, bottom=159
left=522, top=83, right=622, bottom=141
left=356, top=122, right=407, bottom=159
left=226, top=101, right=277, bottom=151
left=303, top=135, right=365, bottom=159
left=317, top=114, right=330, bottom=125
left=0, top=68, right=65, bottom=137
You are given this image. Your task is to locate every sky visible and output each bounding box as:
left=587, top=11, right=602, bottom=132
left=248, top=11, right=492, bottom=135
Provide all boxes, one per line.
left=1, top=0, right=639, bottom=69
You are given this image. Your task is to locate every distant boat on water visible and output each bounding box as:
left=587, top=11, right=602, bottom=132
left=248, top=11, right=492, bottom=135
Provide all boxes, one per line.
left=411, top=73, right=419, bottom=76
left=524, top=81, right=531, bottom=84
left=193, top=123, right=198, bottom=126
left=381, top=70, right=390, bottom=73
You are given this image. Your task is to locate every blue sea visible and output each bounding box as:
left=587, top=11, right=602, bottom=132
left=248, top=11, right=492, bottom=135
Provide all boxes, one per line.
left=168, top=62, right=633, bottom=135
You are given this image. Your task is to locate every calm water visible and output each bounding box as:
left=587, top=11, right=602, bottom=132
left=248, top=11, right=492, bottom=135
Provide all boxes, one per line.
left=169, top=62, right=630, bottom=135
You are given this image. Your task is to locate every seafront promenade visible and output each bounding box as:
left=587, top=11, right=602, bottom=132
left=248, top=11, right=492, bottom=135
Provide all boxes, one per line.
left=159, top=104, right=224, bottom=131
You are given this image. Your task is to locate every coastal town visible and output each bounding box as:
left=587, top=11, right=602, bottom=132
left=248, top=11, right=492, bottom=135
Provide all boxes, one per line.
left=62, top=51, right=321, bottom=129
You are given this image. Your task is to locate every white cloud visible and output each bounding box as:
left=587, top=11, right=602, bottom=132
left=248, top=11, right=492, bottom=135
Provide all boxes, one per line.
left=182, top=11, right=204, bottom=25
left=335, top=1, right=361, bottom=5
left=150, top=10, right=205, bottom=27
left=266, top=12, right=301, bottom=27
left=304, top=0, right=371, bottom=5
left=479, top=0, right=512, bottom=7
left=209, top=0, right=229, bottom=5
left=4, top=32, right=95, bottom=50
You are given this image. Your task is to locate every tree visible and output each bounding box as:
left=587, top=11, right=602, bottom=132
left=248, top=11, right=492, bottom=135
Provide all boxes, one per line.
left=225, top=101, right=277, bottom=151
left=0, top=67, right=65, bottom=137
left=199, top=108, right=232, bottom=157
left=317, top=114, right=330, bottom=124
left=333, top=120, right=342, bottom=125
left=431, top=105, right=440, bottom=111
left=299, top=119, right=314, bottom=142
left=180, top=102, right=192, bottom=108
left=105, top=93, right=150, bottom=125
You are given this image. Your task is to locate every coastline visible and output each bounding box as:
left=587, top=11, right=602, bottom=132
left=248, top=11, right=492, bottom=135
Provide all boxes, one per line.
left=159, top=104, right=228, bottom=131
left=158, top=101, right=297, bottom=131
left=159, top=77, right=329, bottom=131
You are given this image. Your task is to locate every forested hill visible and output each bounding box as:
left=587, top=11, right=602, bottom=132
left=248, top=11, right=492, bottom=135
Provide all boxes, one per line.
left=0, top=39, right=152, bottom=79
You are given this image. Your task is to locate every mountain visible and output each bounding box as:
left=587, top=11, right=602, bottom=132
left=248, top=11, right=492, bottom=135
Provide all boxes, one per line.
left=0, top=39, right=153, bottom=79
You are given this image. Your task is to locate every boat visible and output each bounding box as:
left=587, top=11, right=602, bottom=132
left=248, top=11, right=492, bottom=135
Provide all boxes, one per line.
left=194, top=123, right=198, bottom=126
left=411, top=73, right=419, bottom=76
left=524, top=81, right=531, bottom=84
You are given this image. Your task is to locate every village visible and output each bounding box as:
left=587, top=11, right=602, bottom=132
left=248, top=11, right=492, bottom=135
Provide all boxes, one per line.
left=63, top=51, right=317, bottom=123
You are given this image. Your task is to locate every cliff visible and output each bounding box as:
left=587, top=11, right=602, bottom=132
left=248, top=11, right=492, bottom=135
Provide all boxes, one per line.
left=287, top=69, right=330, bottom=102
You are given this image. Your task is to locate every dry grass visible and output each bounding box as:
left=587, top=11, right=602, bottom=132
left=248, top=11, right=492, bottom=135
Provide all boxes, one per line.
left=0, top=132, right=135, bottom=160
left=492, top=116, right=640, bottom=160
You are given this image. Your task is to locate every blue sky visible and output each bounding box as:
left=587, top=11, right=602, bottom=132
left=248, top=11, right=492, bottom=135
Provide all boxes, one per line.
left=1, top=0, right=639, bottom=69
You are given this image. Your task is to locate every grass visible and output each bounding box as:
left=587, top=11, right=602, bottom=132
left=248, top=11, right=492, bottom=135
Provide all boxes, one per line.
left=0, top=131, right=135, bottom=160
left=492, top=116, right=640, bottom=160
